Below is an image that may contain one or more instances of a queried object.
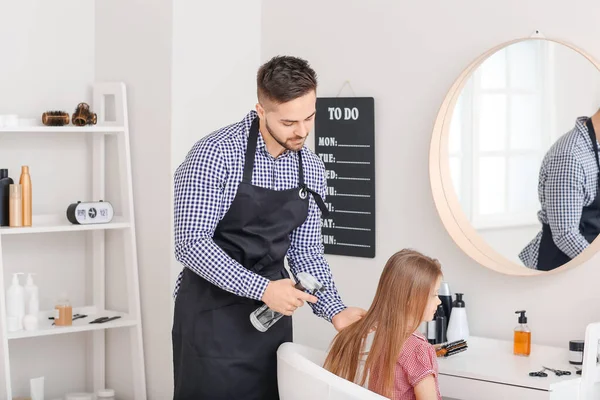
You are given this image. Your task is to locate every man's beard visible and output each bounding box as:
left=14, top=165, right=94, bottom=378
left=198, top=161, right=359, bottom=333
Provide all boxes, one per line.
left=265, top=119, right=305, bottom=152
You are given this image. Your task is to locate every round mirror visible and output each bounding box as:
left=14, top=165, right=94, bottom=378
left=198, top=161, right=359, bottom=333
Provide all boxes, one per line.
left=430, top=37, right=600, bottom=275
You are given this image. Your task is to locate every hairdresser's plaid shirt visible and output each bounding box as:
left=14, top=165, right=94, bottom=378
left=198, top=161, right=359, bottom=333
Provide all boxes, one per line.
left=173, top=111, right=346, bottom=321
left=520, top=117, right=600, bottom=268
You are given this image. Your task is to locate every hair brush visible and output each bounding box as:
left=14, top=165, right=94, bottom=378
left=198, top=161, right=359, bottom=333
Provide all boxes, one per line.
left=72, top=102, right=98, bottom=126
left=42, top=111, right=70, bottom=126
left=435, top=339, right=468, bottom=357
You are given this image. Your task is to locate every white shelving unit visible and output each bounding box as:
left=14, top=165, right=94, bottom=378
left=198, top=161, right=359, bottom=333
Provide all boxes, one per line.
left=0, top=83, right=146, bottom=399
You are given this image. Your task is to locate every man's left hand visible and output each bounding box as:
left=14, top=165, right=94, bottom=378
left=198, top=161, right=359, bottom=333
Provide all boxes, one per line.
left=332, top=307, right=367, bottom=331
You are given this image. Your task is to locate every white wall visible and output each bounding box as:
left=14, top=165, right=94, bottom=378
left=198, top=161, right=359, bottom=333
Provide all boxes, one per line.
left=0, top=1, right=95, bottom=398
left=170, top=1, right=262, bottom=288
left=262, top=0, right=600, bottom=351
left=95, top=1, right=173, bottom=399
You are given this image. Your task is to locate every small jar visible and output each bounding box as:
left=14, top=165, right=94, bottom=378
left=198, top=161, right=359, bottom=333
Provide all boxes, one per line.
left=97, top=389, right=116, bottom=400
left=569, top=340, right=584, bottom=365
left=54, top=294, right=73, bottom=326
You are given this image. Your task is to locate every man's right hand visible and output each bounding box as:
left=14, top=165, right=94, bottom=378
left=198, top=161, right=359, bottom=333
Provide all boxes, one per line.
left=261, top=279, right=318, bottom=316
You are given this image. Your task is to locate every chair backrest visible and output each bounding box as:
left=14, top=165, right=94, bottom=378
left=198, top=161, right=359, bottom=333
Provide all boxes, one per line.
left=580, top=322, right=600, bottom=399
left=277, top=342, right=388, bottom=400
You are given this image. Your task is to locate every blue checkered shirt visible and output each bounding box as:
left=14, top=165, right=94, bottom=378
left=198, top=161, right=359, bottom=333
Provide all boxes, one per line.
left=173, top=110, right=346, bottom=321
left=520, top=117, right=600, bottom=268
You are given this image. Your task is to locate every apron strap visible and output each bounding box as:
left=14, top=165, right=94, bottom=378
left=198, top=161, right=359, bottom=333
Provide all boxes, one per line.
left=298, top=150, right=305, bottom=187
left=586, top=118, right=600, bottom=182
left=242, top=116, right=330, bottom=217
left=242, top=117, right=260, bottom=184
left=298, top=146, right=330, bottom=217
left=303, top=186, right=330, bottom=217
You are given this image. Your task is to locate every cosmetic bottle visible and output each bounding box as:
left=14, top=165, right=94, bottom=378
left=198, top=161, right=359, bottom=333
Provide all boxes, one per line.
left=514, top=310, right=531, bottom=357
left=435, top=304, right=447, bottom=344
left=9, top=184, right=22, bottom=227
left=447, top=293, right=470, bottom=342
left=439, top=281, right=453, bottom=325
left=6, top=273, right=25, bottom=331
left=24, top=273, right=38, bottom=313
left=55, top=293, right=73, bottom=326
left=427, top=311, right=437, bottom=345
left=23, top=273, right=40, bottom=331
left=569, top=340, right=584, bottom=365
left=0, top=169, right=13, bottom=226
left=30, top=376, right=44, bottom=400
left=19, top=166, right=32, bottom=226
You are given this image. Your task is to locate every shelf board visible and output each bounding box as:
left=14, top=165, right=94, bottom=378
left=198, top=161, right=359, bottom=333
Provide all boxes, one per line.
left=7, top=306, right=138, bottom=340
left=0, top=126, right=124, bottom=134
left=0, top=215, right=131, bottom=235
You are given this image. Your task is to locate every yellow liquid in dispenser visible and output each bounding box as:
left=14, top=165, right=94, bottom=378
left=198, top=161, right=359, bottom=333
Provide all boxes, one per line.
left=514, top=330, right=531, bottom=356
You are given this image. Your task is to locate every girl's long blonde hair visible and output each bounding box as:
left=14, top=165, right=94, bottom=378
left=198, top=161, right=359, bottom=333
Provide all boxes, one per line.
left=323, top=249, right=442, bottom=398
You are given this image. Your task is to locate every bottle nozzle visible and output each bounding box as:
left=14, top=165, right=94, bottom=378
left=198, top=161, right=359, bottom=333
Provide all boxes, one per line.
left=26, top=273, right=36, bottom=286
left=515, top=310, right=527, bottom=324
left=11, top=273, right=24, bottom=285
left=453, top=293, right=466, bottom=308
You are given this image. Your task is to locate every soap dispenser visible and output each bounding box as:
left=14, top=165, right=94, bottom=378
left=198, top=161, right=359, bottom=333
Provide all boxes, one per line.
left=514, top=310, right=531, bottom=356
left=6, top=273, right=25, bottom=331
left=446, top=293, right=470, bottom=342
left=24, top=273, right=39, bottom=313
left=23, top=273, right=39, bottom=331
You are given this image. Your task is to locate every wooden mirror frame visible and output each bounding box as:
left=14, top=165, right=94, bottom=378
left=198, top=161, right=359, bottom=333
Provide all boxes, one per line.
left=429, top=37, right=600, bottom=276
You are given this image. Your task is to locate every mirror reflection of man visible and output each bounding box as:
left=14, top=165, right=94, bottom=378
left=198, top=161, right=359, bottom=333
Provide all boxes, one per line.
left=520, top=109, right=600, bottom=271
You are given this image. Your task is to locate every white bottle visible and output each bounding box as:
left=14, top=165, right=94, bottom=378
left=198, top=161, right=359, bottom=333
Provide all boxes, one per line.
left=446, top=293, right=470, bottom=342
left=23, top=291, right=40, bottom=331
left=6, top=273, right=25, bottom=331
left=24, top=273, right=38, bottom=314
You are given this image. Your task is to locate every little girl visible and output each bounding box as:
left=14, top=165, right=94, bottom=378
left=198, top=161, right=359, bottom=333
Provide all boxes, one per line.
left=323, top=249, right=443, bottom=400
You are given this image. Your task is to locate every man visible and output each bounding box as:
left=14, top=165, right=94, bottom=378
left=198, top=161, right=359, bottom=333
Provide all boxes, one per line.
left=172, top=56, right=366, bottom=399
left=520, top=110, right=600, bottom=271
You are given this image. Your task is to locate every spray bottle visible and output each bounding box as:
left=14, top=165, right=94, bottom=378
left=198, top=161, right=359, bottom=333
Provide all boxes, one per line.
left=250, top=272, right=324, bottom=332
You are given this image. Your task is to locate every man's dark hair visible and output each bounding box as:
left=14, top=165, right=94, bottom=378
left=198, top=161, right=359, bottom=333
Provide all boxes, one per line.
left=257, top=56, right=317, bottom=104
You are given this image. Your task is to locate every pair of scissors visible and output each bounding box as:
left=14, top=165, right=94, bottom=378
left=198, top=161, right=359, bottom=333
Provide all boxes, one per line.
left=529, top=366, right=572, bottom=378
left=542, top=366, right=571, bottom=376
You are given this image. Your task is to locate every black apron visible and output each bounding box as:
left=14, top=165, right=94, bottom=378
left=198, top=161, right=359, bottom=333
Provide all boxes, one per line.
left=172, top=117, right=328, bottom=400
left=537, top=118, right=600, bottom=271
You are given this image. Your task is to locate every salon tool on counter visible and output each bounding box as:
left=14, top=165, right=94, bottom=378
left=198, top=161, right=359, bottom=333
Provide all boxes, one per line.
left=542, top=366, right=571, bottom=376
left=435, top=339, right=468, bottom=357
left=71, top=102, right=97, bottom=126
left=250, top=272, right=324, bottom=332
left=529, top=370, right=548, bottom=378
left=42, top=111, right=70, bottom=126
left=528, top=366, right=572, bottom=378
left=89, top=316, right=121, bottom=324
left=51, top=314, right=87, bottom=326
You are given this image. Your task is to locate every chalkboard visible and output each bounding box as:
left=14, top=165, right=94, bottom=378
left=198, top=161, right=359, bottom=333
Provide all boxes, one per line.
left=314, top=97, right=375, bottom=258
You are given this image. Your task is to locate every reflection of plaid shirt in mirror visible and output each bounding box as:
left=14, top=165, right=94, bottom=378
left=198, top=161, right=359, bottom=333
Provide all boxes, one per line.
left=172, top=111, right=345, bottom=321
left=520, top=117, right=600, bottom=268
